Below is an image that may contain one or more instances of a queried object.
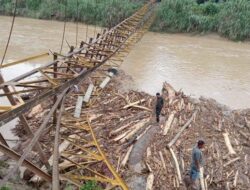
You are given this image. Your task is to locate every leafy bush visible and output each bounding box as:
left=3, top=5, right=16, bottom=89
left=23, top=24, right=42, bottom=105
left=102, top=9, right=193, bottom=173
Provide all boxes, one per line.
left=217, top=0, right=250, bottom=40
left=0, top=0, right=143, bottom=28
left=152, top=0, right=250, bottom=41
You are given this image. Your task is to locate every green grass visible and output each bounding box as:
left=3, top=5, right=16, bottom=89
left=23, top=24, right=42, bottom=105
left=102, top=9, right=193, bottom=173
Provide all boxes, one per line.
left=0, top=0, right=145, bottom=28
left=1, top=0, right=249, bottom=40
left=152, top=0, right=250, bottom=41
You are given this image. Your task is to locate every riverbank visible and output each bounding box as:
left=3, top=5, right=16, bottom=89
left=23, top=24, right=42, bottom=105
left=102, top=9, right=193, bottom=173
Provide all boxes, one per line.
left=1, top=0, right=249, bottom=41
left=151, top=0, right=250, bottom=41
left=0, top=0, right=145, bottom=28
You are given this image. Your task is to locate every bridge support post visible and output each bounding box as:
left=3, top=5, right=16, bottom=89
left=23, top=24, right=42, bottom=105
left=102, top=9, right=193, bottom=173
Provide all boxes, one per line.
left=0, top=73, right=50, bottom=169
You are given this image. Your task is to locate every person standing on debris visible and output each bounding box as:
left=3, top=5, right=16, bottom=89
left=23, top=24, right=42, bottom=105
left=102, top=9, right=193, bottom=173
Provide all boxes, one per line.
left=190, top=140, right=205, bottom=190
left=155, top=92, right=164, bottom=123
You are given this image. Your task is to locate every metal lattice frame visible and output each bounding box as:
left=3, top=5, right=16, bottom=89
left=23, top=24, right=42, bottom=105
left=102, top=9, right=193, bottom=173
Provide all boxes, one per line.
left=0, top=2, right=156, bottom=189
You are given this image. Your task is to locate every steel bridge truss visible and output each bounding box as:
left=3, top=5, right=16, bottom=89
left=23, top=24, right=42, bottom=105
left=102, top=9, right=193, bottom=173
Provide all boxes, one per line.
left=0, top=2, right=155, bottom=189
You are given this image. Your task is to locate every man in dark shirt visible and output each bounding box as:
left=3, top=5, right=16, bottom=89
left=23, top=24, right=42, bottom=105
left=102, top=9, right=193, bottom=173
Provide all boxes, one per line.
left=155, top=92, right=164, bottom=123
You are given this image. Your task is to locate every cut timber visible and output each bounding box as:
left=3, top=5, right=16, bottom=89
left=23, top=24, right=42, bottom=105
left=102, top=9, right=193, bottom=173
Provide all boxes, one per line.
left=233, top=170, right=239, bottom=188
left=163, top=112, right=175, bottom=135
left=130, top=105, right=152, bottom=112
left=83, top=83, right=94, bottom=103
left=123, top=99, right=145, bottom=109
left=136, top=125, right=151, bottom=140
left=168, top=148, right=182, bottom=184
left=146, top=173, right=154, bottom=190
left=74, top=96, right=84, bottom=118
left=110, top=121, right=135, bottom=136
left=223, top=157, right=241, bottom=167
left=159, top=151, right=166, bottom=170
left=121, top=145, right=133, bottom=167
left=113, top=129, right=133, bottom=142
left=120, top=119, right=150, bottom=143
left=99, top=72, right=114, bottom=89
left=200, top=167, right=206, bottom=190
left=223, top=132, right=236, bottom=155
left=167, top=110, right=198, bottom=148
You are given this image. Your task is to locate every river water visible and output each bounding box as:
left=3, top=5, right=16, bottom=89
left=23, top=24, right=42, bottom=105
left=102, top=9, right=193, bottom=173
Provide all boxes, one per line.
left=0, top=16, right=250, bottom=119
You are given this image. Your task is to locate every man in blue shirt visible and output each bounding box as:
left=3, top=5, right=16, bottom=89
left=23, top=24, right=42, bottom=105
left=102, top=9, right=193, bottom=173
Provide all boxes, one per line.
left=190, top=140, right=205, bottom=190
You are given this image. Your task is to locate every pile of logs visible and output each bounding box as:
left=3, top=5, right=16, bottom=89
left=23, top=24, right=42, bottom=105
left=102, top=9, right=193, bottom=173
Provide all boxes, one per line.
left=11, top=70, right=250, bottom=190
left=143, top=85, right=250, bottom=190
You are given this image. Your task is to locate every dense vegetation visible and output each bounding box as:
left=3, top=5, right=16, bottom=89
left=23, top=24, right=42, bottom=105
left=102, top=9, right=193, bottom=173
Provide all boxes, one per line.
left=0, top=0, right=145, bottom=27
left=0, top=0, right=249, bottom=40
left=152, top=0, right=250, bottom=41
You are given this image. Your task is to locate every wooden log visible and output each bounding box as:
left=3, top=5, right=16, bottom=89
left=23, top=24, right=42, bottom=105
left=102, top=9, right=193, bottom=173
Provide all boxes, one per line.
left=120, top=119, right=149, bottom=143
left=233, top=170, right=239, bottom=188
left=99, top=72, right=114, bottom=89
left=163, top=112, right=175, bottom=135
left=113, top=129, right=133, bottom=142
left=83, top=83, right=94, bottom=103
left=146, top=173, right=154, bottom=190
left=200, top=167, right=206, bottom=190
left=167, top=110, right=198, bottom=148
left=121, top=145, right=133, bottom=167
left=147, top=147, right=151, bottom=158
left=159, top=151, right=166, bottom=170
left=223, top=131, right=236, bottom=155
left=168, top=148, right=182, bottom=184
left=110, top=121, right=135, bottom=136
left=223, top=157, right=241, bottom=167
left=130, top=105, right=152, bottom=112
left=136, top=125, right=151, bottom=140
left=123, top=99, right=145, bottom=109
left=74, top=95, right=84, bottom=118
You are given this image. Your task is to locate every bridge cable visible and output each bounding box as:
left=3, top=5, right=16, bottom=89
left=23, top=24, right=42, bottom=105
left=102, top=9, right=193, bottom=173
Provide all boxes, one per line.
left=85, top=2, right=89, bottom=42
left=0, top=0, right=18, bottom=67
left=93, top=0, right=97, bottom=38
left=59, top=0, right=68, bottom=54
left=75, top=0, right=79, bottom=47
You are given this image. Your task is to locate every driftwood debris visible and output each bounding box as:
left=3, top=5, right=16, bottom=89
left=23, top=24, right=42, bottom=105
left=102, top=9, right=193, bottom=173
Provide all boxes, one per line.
left=168, top=147, right=182, bottom=184
left=223, top=131, right=236, bottom=155
left=163, top=112, right=175, bottom=135
left=121, top=145, right=133, bottom=167
left=167, top=110, right=198, bottom=148
left=12, top=72, right=250, bottom=190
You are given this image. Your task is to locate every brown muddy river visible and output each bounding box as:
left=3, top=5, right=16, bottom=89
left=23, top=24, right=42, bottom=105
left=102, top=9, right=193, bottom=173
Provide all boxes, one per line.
left=0, top=16, right=250, bottom=118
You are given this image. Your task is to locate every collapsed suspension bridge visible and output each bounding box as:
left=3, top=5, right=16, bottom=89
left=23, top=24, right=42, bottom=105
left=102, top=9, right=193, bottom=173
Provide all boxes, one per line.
left=0, top=2, right=156, bottom=189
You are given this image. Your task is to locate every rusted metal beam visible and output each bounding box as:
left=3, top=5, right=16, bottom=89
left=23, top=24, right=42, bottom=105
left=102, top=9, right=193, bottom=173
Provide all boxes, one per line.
left=0, top=74, right=50, bottom=169
left=52, top=97, right=65, bottom=190
left=0, top=52, right=49, bottom=69
left=0, top=14, right=146, bottom=126
left=0, top=88, right=68, bottom=186
left=0, top=143, right=52, bottom=182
